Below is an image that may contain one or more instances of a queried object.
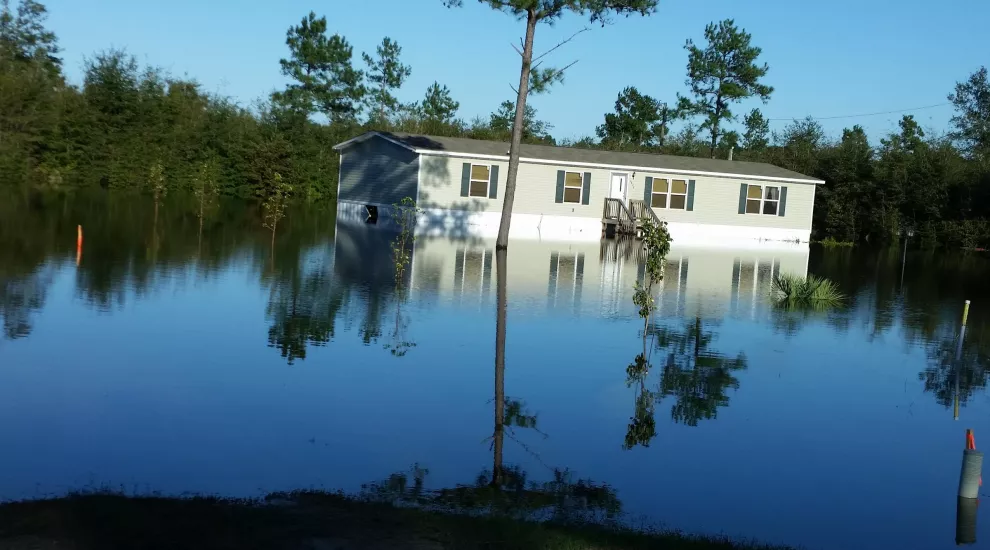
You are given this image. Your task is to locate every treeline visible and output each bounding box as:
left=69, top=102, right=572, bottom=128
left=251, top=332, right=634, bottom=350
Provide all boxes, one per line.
left=585, top=85, right=990, bottom=248
left=563, top=19, right=990, bottom=248
left=0, top=2, right=551, bottom=201
left=3, top=1, right=989, bottom=246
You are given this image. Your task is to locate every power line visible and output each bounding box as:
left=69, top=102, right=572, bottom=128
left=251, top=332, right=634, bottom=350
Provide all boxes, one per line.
left=767, top=102, right=951, bottom=122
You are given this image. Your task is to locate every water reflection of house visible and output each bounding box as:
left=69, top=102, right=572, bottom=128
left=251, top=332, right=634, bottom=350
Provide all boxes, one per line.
left=404, top=232, right=809, bottom=317
left=452, top=247, right=493, bottom=304
left=731, top=257, right=783, bottom=317
left=547, top=251, right=585, bottom=311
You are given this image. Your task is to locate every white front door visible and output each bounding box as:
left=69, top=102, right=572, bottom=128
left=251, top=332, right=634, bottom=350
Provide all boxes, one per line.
left=608, top=173, right=628, bottom=203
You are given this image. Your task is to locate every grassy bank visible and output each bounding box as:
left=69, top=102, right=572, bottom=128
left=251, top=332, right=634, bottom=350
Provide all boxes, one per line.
left=0, top=491, right=793, bottom=550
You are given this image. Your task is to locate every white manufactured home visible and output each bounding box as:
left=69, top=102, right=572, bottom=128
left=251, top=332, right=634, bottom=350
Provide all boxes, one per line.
left=333, top=132, right=824, bottom=246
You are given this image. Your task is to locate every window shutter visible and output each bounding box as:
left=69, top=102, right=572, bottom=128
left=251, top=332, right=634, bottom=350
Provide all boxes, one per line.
left=488, top=165, right=499, bottom=199
left=554, top=170, right=565, bottom=203
left=644, top=176, right=653, bottom=203
left=581, top=172, right=591, bottom=205
left=738, top=184, right=747, bottom=214
left=778, top=186, right=787, bottom=216
left=460, top=163, right=471, bottom=197
left=686, top=179, right=696, bottom=211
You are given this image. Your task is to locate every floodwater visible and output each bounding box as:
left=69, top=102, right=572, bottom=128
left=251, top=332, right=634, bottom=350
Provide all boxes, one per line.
left=1, top=192, right=989, bottom=550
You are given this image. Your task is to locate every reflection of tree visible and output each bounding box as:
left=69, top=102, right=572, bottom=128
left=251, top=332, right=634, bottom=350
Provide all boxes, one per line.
left=489, top=248, right=545, bottom=485
left=362, top=463, right=621, bottom=525
left=383, top=288, right=415, bottom=357
left=655, top=318, right=747, bottom=427
left=265, top=269, right=345, bottom=365
left=623, top=353, right=656, bottom=450
left=623, top=317, right=747, bottom=448
left=0, top=265, right=55, bottom=340
left=493, top=248, right=508, bottom=485
left=919, top=328, right=990, bottom=409
left=361, top=259, right=620, bottom=524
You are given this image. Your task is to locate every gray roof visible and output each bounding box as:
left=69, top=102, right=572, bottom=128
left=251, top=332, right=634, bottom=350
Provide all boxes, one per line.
left=340, top=132, right=823, bottom=184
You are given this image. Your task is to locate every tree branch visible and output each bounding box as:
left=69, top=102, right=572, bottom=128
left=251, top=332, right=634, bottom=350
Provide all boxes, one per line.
left=533, top=27, right=590, bottom=63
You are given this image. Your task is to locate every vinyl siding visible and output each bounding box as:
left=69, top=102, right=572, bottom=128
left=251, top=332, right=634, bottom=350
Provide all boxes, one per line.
left=419, top=154, right=815, bottom=231
left=628, top=173, right=814, bottom=231
left=338, top=137, right=418, bottom=205
left=419, top=155, right=506, bottom=213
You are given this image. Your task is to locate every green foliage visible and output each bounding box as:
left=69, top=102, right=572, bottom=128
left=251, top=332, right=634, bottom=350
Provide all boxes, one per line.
left=443, top=0, right=658, bottom=25
left=262, top=173, right=292, bottom=242
left=390, top=197, right=421, bottom=284
left=193, top=155, right=220, bottom=221
left=278, top=12, right=364, bottom=122
left=817, top=237, right=854, bottom=248
left=526, top=65, right=566, bottom=95
left=948, top=66, right=990, bottom=161
left=679, top=19, right=773, bottom=158
left=638, top=219, right=672, bottom=284
left=623, top=219, right=672, bottom=449
left=770, top=274, right=845, bottom=308
left=596, top=86, right=672, bottom=150
left=0, top=4, right=358, bottom=201
left=0, top=0, right=59, bottom=75
left=631, top=220, right=671, bottom=332
left=488, top=100, right=554, bottom=143
left=419, top=81, right=459, bottom=124
left=362, top=37, right=411, bottom=125
left=742, top=108, right=769, bottom=151
left=148, top=160, right=166, bottom=202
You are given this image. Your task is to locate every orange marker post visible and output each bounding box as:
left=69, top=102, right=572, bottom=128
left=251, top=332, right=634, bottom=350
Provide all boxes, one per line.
left=76, top=225, right=83, bottom=266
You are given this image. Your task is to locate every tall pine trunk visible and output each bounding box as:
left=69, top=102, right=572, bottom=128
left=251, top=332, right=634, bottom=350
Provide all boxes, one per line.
left=709, top=98, right=723, bottom=159
left=496, top=10, right=538, bottom=250
left=491, top=247, right=507, bottom=487
left=709, top=118, right=719, bottom=159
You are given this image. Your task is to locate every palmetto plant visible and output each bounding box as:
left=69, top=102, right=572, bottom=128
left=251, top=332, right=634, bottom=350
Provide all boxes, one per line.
left=771, top=273, right=845, bottom=308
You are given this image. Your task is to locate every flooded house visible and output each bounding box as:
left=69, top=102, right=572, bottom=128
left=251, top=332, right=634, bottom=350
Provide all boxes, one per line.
left=333, top=132, right=824, bottom=246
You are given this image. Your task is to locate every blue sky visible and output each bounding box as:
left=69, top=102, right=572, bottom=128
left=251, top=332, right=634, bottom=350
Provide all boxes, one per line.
left=45, top=0, right=986, bottom=143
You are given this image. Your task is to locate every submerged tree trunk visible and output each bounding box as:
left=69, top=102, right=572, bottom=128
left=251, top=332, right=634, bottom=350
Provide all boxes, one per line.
left=492, top=247, right=507, bottom=487
left=496, top=10, right=538, bottom=250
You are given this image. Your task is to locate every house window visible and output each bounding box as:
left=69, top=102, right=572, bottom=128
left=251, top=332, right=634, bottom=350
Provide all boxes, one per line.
left=650, top=178, right=687, bottom=210
left=746, top=185, right=780, bottom=215
left=469, top=165, right=490, bottom=197
left=563, top=172, right=583, bottom=203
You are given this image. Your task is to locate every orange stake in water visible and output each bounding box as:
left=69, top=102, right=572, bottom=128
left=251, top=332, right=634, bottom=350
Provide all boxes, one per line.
left=76, top=225, right=83, bottom=266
